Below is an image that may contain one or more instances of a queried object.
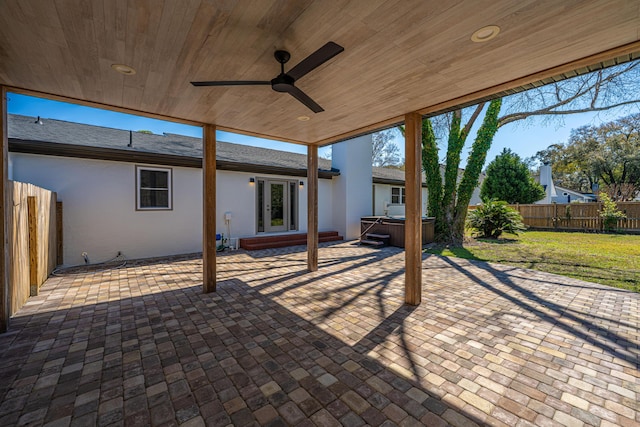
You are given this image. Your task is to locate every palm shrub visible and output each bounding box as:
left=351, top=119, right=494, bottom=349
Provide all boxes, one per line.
left=467, top=200, right=527, bottom=238
left=599, top=193, right=626, bottom=232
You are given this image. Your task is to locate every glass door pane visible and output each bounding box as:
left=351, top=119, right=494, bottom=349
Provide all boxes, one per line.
left=270, top=183, right=284, bottom=227
left=264, top=180, right=287, bottom=232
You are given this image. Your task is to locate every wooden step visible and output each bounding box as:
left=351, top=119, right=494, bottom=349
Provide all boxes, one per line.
left=360, top=239, right=386, bottom=246
left=239, top=232, right=343, bottom=250
left=366, top=233, right=390, bottom=239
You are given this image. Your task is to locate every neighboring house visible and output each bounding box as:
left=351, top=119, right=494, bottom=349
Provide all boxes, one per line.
left=536, top=164, right=597, bottom=204
left=371, top=167, right=483, bottom=216
left=8, top=115, right=481, bottom=266
left=553, top=186, right=597, bottom=203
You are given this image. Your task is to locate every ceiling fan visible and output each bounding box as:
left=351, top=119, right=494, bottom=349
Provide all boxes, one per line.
left=191, top=41, right=344, bottom=113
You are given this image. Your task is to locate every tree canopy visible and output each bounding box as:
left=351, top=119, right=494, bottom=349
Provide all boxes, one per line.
left=533, top=113, right=640, bottom=201
left=481, top=148, right=545, bottom=204
left=372, top=130, right=401, bottom=167
left=405, top=60, right=640, bottom=245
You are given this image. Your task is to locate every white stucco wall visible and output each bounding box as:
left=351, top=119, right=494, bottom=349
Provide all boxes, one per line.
left=372, top=179, right=483, bottom=215
left=317, top=179, right=334, bottom=232
left=331, top=136, right=373, bottom=239
left=537, top=164, right=557, bottom=204
left=372, top=184, right=428, bottom=216
left=11, top=153, right=336, bottom=266
left=11, top=153, right=203, bottom=266
left=373, top=184, right=388, bottom=215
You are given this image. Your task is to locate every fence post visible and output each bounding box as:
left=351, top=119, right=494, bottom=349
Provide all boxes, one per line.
left=599, top=202, right=603, bottom=232
left=554, top=203, right=558, bottom=230
left=27, top=196, right=38, bottom=296
left=56, top=201, right=63, bottom=266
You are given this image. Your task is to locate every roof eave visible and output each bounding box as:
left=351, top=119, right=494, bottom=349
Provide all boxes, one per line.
left=8, top=139, right=339, bottom=179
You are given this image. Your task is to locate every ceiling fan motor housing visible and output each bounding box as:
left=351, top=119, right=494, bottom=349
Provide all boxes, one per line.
left=271, top=74, right=295, bottom=92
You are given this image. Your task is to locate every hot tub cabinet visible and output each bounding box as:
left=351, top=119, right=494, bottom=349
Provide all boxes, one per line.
left=360, top=216, right=435, bottom=248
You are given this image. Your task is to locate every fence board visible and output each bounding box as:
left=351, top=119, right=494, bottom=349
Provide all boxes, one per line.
left=8, top=181, right=58, bottom=315
left=8, top=182, right=29, bottom=315
left=508, top=202, right=640, bottom=232
left=28, top=196, right=37, bottom=296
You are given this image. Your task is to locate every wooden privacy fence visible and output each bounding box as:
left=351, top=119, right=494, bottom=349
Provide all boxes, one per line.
left=507, top=202, right=640, bottom=232
left=7, top=181, right=60, bottom=315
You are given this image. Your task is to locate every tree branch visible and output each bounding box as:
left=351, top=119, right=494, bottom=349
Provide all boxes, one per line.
left=461, top=103, right=485, bottom=141
left=498, top=99, right=640, bottom=128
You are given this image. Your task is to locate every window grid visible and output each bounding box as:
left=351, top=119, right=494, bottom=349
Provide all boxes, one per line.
left=136, top=166, right=172, bottom=210
left=391, top=187, right=406, bottom=204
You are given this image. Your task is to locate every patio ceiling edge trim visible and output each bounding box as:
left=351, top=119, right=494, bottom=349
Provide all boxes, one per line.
left=5, top=86, right=207, bottom=129
left=6, top=40, right=640, bottom=148
left=215, top=125, right=309, bottom=146
left=6, top=86, right=314, bottom=147
left=314, top=39, right=640, bottom=147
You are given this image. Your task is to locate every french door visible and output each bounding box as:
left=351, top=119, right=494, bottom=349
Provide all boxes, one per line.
left=265, top=180, right=287, bottom=232
left=257, top=179, right=298, bottom=233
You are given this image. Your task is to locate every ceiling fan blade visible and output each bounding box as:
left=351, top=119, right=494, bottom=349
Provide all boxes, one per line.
left=284, top=85, right=324, bottom=113
left=287, top=41, right=344, bottom=81
left=191, top=81, right=270, bottom=87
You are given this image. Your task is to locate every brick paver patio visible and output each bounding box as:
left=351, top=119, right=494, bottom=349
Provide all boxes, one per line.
left=0, top=242, right=638, bottom=427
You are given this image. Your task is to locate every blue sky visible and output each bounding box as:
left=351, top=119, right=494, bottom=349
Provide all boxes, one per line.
left=7, top=92, right=631, bottom=167
left=8, top=93, right=331, bottom=157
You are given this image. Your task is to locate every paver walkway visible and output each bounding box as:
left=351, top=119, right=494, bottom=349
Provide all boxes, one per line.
left=0, top=242, right=638, bottom=427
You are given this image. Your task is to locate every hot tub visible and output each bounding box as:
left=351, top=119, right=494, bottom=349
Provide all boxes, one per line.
left=360, top=216, right=435, bottom=248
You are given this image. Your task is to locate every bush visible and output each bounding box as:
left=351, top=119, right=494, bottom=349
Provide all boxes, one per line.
left=599, top=193, right=626, bottom=232
left=480, top=148, right=546, bottom=204
left=467, top=200, right=527, bottom=238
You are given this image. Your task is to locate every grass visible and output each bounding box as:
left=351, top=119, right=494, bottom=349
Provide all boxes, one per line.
left=425, top=231, right=640, bottom=292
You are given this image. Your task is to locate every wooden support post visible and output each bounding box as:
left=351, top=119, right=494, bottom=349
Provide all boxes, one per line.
left=56, top=201, right=63, bottom=266
left=307, top=145, right=318, bottom=272
left=28, top=196, right=38, bottom=296
left=0, top=87, right=8, bottom=332
left=203, top=124, right=217, bottom=293
left=404, top=112, right=422, bottom=306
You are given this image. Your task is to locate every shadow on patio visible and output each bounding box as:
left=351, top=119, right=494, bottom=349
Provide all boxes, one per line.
left=0, top=242, right=638, bottom=426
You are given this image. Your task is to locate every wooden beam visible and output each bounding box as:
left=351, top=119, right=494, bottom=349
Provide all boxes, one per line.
left=7, top=87, right=205, bottom=128
left=216, top=125, right=308, bottom=147
left=404, top=112, right=422, bottom=306
left=0, top=87, right=8, bottom=332
left=417, top=40, right=640, bottom=117
left=203, top=124, right=216, bottom=293
left=315, top=41, right=640, bottom=147
left=307, top=145, right=318, bottom=272
left=315, top=115, right=404, bottom=147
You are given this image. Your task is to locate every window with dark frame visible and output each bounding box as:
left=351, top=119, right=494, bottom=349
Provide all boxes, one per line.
left=391, top=186, right=406, bottom=204
left=289, top=181, right=297, bottom=230
left=137, top=166, right=172, bottom=210
left=257, top=179, right=264, bottom=232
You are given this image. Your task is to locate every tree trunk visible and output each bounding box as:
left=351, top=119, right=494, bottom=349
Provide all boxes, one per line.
left=437, top=99, right=502, bottom=246
left=422, top=119, right=447, bottom=237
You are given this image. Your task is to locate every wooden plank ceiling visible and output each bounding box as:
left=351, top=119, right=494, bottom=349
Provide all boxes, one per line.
left=0, top=0, right=639, bottom=146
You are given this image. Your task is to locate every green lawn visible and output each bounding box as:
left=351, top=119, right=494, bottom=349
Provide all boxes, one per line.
left=425, top=231, right=640, bottom=292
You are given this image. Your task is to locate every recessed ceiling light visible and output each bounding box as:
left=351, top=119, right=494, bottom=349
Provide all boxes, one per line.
left=111, top=64, right=137, bottom=75
left=471, top=25, right=500, bottom=43
left=297, top=116, right=310, bottom=121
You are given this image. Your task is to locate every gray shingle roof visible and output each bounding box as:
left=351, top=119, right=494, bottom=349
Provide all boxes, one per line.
left=8, top=114, right=335, bottom=171
left=8, top=114, right=421, bottom=183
